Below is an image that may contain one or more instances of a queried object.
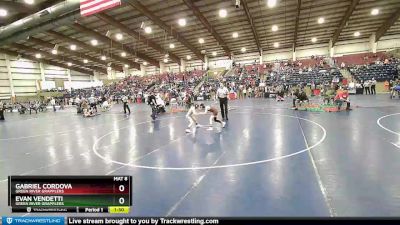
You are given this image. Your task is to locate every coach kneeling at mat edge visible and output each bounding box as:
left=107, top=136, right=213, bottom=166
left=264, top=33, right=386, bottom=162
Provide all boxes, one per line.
left=217, top=83, right=229, bottom=121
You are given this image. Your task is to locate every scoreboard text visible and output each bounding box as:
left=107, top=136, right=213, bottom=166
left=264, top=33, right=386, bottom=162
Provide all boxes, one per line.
left=8, top=176, right=132, bottom=213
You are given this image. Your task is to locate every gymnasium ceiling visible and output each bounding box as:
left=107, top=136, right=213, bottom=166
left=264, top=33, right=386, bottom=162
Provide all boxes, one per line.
left=0, top=0, right=399, bottom=74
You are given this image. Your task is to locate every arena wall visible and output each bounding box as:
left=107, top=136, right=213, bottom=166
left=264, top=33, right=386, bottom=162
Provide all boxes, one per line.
left=0, top=54, right=94, bottom=98
left=1, top=34, right=400, bottom=98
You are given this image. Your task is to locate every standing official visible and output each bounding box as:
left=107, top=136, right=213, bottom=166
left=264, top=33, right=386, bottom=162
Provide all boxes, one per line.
left=371, top=78, right=377, bottom=95
left=217, top=83, right=229, bottom=121
left=122, top=95, right=130, bottom=115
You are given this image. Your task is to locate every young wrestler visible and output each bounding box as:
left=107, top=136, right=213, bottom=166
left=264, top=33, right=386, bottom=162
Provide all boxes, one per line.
left=334, top=88, right=351, bottom=111
left=293, top=89, right=309, bottom=110
left=185, top=104, right=200, bottom=133
left=200, top=103, right=225, bottom=130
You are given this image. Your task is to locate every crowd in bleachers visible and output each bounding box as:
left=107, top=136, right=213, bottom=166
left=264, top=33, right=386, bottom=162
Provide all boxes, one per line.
left=0, top=69, right=207, bottom=118
left=64, top=69, right=206, bottom=115
left=196, top=56, right=344, bottom=101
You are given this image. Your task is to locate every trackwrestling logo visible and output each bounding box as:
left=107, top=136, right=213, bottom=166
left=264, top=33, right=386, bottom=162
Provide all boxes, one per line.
left=2, top=217, right=64, bottom=225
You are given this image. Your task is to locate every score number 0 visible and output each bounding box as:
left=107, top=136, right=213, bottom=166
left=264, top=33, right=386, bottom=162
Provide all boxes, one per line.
left=118, top=184, right=125, bottom=205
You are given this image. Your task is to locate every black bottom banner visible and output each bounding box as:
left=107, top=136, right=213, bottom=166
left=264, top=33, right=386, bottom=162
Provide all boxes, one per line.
left=66, top=217, right=400, bottom=225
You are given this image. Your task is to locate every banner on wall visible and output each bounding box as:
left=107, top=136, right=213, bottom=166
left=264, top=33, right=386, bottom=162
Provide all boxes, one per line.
left=64, top=81, right=103, bottom=90
left=40, top=81, right=56, bottom=90
left=211, top=60, right=233, bottom=69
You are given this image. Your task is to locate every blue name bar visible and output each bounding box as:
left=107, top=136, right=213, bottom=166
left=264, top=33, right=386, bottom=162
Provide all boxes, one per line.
left=2, top=217, right=64, bottom=225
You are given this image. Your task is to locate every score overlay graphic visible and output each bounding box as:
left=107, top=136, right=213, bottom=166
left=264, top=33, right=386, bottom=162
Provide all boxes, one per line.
left=8, top=176, right=132, bottom=213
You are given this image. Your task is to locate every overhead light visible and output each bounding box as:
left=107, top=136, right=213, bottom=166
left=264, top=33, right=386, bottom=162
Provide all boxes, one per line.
left=271, top=25, right=278, bottom=32
left=232, top=32, right=239, bottom=38
left=101, top=55, right=106, bottom=60
left=24, top=0, right=34, bottom=5
left=318, top=17, right=325, bottom=24
left=267, top=0, right=277, bottom=8
left=212, top=51, right=217, bottom=56
left=169, top=43, right=175, bottom=49
left=178, top=18, right=186, bottom=27
left=219, top=9, right=227, bottom=18
left=144, top=26, right=152, bottom=34
left=199, top=38, right=204, bottom=44
left=115, top=33, right=123, bottom=40
left=354, top=31, right=360, bottom=37
left=186, top=55, right=191, bottom=60
left=124, top=64, right=129, bottom=68
left=91, top=39, right=98, bottom=46
left=311, top=37, right=317, bottom=43
left=107, top=66, right=112, bottom=71
left=163, top=58, right=168, bottom=63
left=51, top=49, right=58, bottom=55
left=35, top=53, right=41, bottom=59
left=241, top=47, right=246, bottom=53
left=67, top=62, right=72, bottom=66
left=0, top=9, right=7, bottom=17
left=134, top=58, right=139, bottom=62
left=371, top=8, right=379, bottom=15
left=83, top=59, right=88, bottom=63
left=143, top=62, right=148, bottom=65
left=70, top=44, right=77, bottom=51
left=121, top=52, right=127, bottom=57
left=164, top=53, right=169, bottom=58
left=273, top=42, right=279, bottom=48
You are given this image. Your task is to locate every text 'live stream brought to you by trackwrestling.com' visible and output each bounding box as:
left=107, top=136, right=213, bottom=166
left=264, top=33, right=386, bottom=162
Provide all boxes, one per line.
left=68, top=217, right=220, bottom=225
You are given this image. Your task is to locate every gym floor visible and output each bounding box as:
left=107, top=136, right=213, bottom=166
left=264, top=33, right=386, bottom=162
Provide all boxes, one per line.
left=1, top=94, right=400, bottom=217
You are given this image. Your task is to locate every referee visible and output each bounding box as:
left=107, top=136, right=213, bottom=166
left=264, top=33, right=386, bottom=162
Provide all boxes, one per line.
left=217, top=83, right=229, bottom=121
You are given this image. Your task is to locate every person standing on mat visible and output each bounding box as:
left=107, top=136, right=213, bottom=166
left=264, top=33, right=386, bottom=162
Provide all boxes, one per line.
left=148, top=92, right=157, bottom=119
left=50, top=97, right=56, bottom=112
left=0, top=101, right=5, bottom=121
left=364, top=80, right=370, bottom=95
left=122, top=94, right=130, bottom=115
left=217, top=83, right=229, bottom=121
left=371, top=78, right=377, bottom=95
left=185, top=104, right=200, bottom=133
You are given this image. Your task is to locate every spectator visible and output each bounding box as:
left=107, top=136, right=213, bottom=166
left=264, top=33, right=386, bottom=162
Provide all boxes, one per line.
left=364, top=80, right=371, bottom=95
left=371, top=78, right=377, bottom=95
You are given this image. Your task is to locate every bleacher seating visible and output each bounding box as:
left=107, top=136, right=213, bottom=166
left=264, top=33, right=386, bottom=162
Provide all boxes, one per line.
left=274, top=67, right=343, bottom=85
left=334, top=52, right=388, bottom=66
left=351, top=63, right=398, bottom=82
